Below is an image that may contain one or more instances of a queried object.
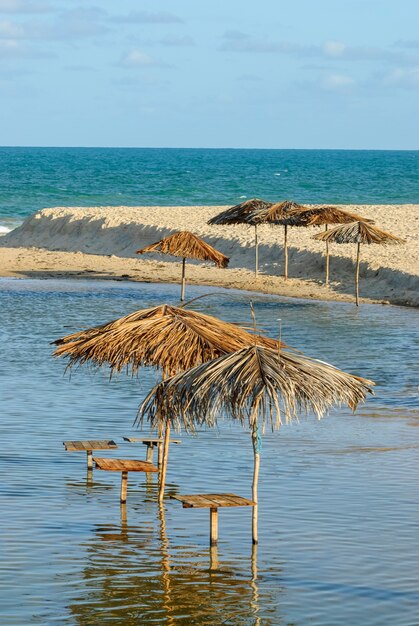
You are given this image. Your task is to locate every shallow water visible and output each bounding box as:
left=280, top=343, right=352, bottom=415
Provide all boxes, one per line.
left=0, top=279, right=418, bottom=625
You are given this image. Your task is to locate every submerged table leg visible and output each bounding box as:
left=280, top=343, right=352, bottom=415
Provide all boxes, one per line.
left=210, top=508, right=218, bottom=546
left=209, top=546, right=219, bottom=570
left=120, top=471, right=128, bottom=503
left=86, top=449, right=93, bottom=470
left=146, top=443, right=154, bottom=464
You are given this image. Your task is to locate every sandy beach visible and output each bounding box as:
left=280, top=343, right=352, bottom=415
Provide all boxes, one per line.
left=1, top=204, right=418, bottom=306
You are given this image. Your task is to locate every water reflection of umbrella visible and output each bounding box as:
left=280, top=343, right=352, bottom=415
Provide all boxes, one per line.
left=313, top=221, right=405, bottom=305
left=208, top=198, right=273, bottom=275
left=279, top=206, right=373, bottom=285
left=254, top=200, right=308, bottom=280
left=138, top=344, right=374, bottom=543
left=53, top=304, right=282, bottom=502
left=136, top=231, right=229, bottom=302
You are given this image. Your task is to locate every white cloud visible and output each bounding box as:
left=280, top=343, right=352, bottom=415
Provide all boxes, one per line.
left=321, top=73, right=355, bottom=90
left=382, top=67, right=419, bottom=89
left=114, top=11, right=183, bottom=24
left=323, top=40, right=346, bottom=57
left=119, top=49, right=168, bottom=69
left=159, top=34, right=194, bottom=47
left=0, top=18, right=24, bottom=37
left=393, top=39, right=419, bottom=49
left=0, top=37, right=52, bottom=58
left=220, top=32, right=416, bottom=66
left=0, top=0, right=52, bottom=13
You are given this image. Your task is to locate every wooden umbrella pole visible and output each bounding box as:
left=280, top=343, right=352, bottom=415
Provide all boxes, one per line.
left=325, top=224, right=330, bottom=286
left=254, top=225, right=259, bottom=276
left=157, top=422, right=164, bottom=467
left=284, top=225, right=288, bottom=280
left=251, top=422, right=261, bottom=545
left=158, top=421, right=171, bottom=502
left=180, top=258, right=186, bottom=302
left=355, top=242, right=361, bottom=306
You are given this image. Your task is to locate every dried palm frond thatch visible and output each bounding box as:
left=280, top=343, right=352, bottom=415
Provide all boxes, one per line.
left=208, top=198, right=273, bottom=275
left=278, top=206, right=374, bottom=285
left=254, top=200, right=309, bottom=280
left=208, top=198, right=273, bottom=226
left=53, top=304, right=283, bottom=376
left=253, top=200, right=307, bottom=224
left=138, top=344, right=375, bottom=542
left=313, top=221, right=405, bottom=245
left=313, top=221, right=406, bottom=305
left=53, top=303, right=284, bottom=502
left=136, top=231, right=229, bottom=301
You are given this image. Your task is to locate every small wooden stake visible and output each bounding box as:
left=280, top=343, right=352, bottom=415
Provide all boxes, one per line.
left=284, top=224, right=288, bottom=280
left=86, top=449, right=93, bottom=470
left=355, top=242, right=361, bottom=307
left=210, top=507, right=218, bottom=546
left=120, top=471, right=128, bottom=503
left=180, top=257, right=186, bottom=302
left=325, top=224, right=330, bottom=286
left=254, top=224, right=259, bottom=276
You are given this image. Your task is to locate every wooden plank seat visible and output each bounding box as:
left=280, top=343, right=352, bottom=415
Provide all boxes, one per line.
left=63, top=439, right=118, bottom=470
left=172, top=493, right=256, bottom=546
left=93, top=457, right=158, bottom=503
left=123, top=436, right=181, bottom=465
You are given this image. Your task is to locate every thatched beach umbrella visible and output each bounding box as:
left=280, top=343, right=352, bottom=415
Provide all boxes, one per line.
left=53, top=304, right=283, bottom=501
left=279, top=206, right=373, bottom=285
left=313, top=221, right=405, bottom=305
left=208, top=198, right=273, bottom=275
left=254, top=200, right=308, bottom=280
left=136, top=231, right=229, bottom=302
left=138, top=344, right=374, bottom=543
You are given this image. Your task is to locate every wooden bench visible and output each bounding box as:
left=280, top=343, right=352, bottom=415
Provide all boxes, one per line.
left=172, top=493, right=256, bottom=546
left=93, top=457, right=158, bottom=503
left=123, top=436, right=181, bottom=465
left=63, top=439, right=118, bottom=470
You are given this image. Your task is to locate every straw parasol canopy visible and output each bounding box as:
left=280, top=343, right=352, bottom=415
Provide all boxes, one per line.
left=313, top=221, right=405, bottom=305
left=136, top=231, right=229, bottom=302
left=254, top=200, right=309, bottom=279
left=53, top=303, right=283, bottom=501
left=53, top=304, right=282, bottom=376
left=138, top=343, right=375, bottom=543
left=278, top=205, right=374, bottom=285
left=208, top=198, right=273, bottom=275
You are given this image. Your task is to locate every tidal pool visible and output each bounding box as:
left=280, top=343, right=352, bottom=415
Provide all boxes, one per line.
left=0, top=279, right=418, bottom=625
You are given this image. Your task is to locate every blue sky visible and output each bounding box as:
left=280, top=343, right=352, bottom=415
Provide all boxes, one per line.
left=0, top=0, right=418, bottom=149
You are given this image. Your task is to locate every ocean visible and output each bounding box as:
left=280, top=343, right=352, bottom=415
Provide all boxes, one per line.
left=0, top=147, right=418, bottom=232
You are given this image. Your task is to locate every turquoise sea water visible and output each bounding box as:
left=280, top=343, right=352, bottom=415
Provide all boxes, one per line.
left=0, top=147, right=418, bottom=231
left=0, top=279, right=418, bottom=625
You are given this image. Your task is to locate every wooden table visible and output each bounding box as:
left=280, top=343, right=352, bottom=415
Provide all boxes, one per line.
left=123, top=437, right=181, bottom=465
left=63, top=439, right=118, bottom=470
left=172, top=493, right=256, bottom=546
left=93, top=457, right=158, bottom=503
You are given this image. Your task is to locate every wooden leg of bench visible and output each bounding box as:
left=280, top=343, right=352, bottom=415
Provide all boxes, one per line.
left=120, top=471, right=128, bottom=503
left=210, top=508, right=218, bottom=546
left=146, top=443, right=154, bottom=464
left=86, top=450, right=93, bottom=470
